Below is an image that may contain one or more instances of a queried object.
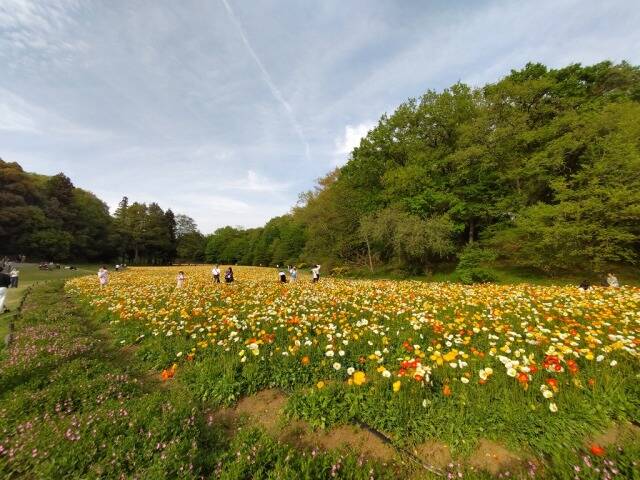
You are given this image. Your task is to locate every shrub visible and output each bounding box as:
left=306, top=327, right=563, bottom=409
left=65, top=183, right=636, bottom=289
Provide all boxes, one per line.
left=455, top=245, right=498, bottom=284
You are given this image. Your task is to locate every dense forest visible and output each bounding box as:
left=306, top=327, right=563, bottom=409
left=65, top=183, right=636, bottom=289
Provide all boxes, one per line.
left=205, top=61, right=640, bottom=277
left=0, top=160, right=205, bottom=264
left=2, top=61, right=639, bottom=277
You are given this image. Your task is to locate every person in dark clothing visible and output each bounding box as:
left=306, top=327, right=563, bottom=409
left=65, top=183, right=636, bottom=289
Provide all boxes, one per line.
left=279, top=269, right=287, bottom=283
left=579, top=280, right=590, bottom=291
left=225, top=267, right=234, bottom=283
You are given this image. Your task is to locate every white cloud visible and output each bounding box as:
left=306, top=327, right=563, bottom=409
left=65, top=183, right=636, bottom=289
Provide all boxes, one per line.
left=217, top=170, right=290, bottom=193
left=220, top=0, right=311, bottom=161
left=333, top=122, right=375, bottom=166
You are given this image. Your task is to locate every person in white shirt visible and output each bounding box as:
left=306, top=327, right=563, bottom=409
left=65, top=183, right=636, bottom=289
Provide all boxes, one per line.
left=97, top=266, right=109, bottom=288
left=290, top=266, right=297, bottom=282
left=9, top=268, right=19, bottom=288
left=606, top=273, right=619, bottom=288
left=311, top=264, right=321, bottom=283
left=176, top=271, right=185, bottom=288
left=212, top=265, right=221, bottom=283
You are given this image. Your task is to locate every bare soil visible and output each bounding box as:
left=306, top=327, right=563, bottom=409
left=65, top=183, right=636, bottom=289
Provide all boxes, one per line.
left=589, top=421, right=640, bottom=447
left=467, top=439, right=525, bottom=476
left=412, top=440, right=452, bottom=470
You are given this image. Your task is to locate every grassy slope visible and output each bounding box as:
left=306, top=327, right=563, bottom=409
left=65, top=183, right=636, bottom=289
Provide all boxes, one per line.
left=0, top=265, right=94, bottom=347
left=0, top=281, right=389, bottom=479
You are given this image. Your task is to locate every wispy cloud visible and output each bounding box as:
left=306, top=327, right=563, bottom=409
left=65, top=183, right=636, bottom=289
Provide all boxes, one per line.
left=2, top=0, right=639, bottom=233
left=0, top=87, right=112, bottom=140
left=220, top=0, right=311, bottom=161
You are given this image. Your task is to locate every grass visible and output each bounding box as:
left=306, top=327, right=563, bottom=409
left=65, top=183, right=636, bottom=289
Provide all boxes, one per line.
left=0, top=281, right=389, bottom=479
left=0, top=264, right=94, bottom=345
left=65, top=266, right=640, bottom=478
left=3, top=269, right=639, bottom=478
left=343, top=264, right=640, bottom=287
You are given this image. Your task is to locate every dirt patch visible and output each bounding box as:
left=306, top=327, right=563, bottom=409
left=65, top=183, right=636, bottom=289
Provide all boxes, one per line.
left=306, top=424, right=395, bottom=462
left=589, top=421, right=640, bottom=447
left=208, top=389, right=396, bottom=462
left=206, top=407, right=238, bottom=437
left=234, top=389, right=288, bottom=435
left=412, top=440, right=452, bottom=470
left=467, top=439, right=524, bottom=476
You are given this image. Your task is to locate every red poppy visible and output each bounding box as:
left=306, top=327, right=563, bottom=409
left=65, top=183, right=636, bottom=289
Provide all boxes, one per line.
left=589, top=444, right=605, bottom=456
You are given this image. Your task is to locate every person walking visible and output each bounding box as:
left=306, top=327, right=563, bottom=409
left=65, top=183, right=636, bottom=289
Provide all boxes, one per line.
left=606, top=273, right=620, bottom=288
left=0, top=267, right=11, bottom=313
left=176, top=271, right=185, bottom=288
left=212, top=265, right=221, bottom=283
left=224, top=267, right=234, bottom=283
left=97, top=266, right=109, bottom=288
left=9, top=267, right=19, bottom=288
left=311, top=264, right=321, bottom=283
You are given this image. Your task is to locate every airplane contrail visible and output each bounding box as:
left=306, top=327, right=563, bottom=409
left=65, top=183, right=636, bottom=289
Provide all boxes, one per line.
left=220, top=0, right=311, bottom=160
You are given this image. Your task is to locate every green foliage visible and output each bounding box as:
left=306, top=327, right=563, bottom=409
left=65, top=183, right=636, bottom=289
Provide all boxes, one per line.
left=0, top=161, right=115, bottom=262
left=454, top=245, right=498, bottom=284
left=360, top=208, right=456, bottom=273
left=204, top=215, right=306, bottom=266
left=286, top=61, right=640, bottom=275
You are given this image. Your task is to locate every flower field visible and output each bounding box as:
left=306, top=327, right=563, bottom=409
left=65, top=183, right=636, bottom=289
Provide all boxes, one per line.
left=65, top=266, right=640, bottom=477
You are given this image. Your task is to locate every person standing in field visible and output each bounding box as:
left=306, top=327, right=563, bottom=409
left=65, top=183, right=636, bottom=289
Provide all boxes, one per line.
left=290, top=266, right=297, bottom=282
left=212, top=265, right=221, bottom=283
left=225, top=267, right=234, bottom=283
left=311, top=264, right=321, bottom=283
left=0, top=267, right=10, bottom=313
left=176, top=271, right=185, bottom=288
left=606, top=273, right=620, bottom=288
left=97, top=266, right=109, bottom=288
left=9, top=267, right=19, bottom=288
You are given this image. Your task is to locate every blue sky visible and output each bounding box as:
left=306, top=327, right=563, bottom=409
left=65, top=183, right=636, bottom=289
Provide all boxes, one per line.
left=1, top=0, right=639, bottom=233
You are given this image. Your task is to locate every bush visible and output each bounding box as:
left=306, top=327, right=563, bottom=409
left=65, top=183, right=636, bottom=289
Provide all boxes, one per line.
left=455, top=245, right=498, bottom=284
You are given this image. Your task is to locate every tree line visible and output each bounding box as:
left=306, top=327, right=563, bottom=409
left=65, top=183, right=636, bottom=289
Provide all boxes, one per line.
left=205, top=61, right=640, bottom=277
left=3, top=61, right=639, bottom=276
left=0, top=160, right=206, bottom=264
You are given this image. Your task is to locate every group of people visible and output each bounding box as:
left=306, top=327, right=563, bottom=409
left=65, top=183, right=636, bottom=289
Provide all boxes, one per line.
left=277, top=264, right=321, bottom=283
left=0, top=266, right=19, bottom=313
left=578, top=272, right=620, bottom=291
left=210, top=265, right=234, bottom=284
left=173, top=264, right=322, bottom=288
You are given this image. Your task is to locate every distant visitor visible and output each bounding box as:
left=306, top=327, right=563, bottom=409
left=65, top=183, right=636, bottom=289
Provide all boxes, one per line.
left=312, top=264, right=321, bottom=283
left=225, top=267, right=234, bottom=283
left=176, top=271, right=185, bottom=288
left=212, top=265, right=221, bottom=283
left=97, top=266, right=109, bottom=288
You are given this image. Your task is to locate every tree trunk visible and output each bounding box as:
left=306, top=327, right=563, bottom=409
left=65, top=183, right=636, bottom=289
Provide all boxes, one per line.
left=468, top=219, right=475, bottom=244
left=364, top=233, right=374, bottom=273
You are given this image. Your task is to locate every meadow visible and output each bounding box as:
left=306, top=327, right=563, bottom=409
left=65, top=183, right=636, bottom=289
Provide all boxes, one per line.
left=0, top=264, right=94, bottom=347
left=53, top=265, right=640, bottom=478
